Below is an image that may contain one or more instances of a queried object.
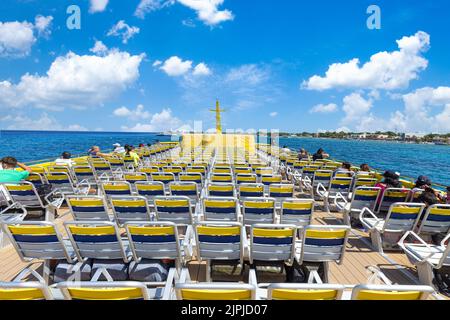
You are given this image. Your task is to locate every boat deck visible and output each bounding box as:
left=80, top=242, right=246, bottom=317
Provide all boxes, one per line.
left=0, top=198, right=428, bottom=286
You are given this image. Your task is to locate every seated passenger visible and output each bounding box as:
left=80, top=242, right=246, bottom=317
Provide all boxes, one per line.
left=412, top=175, right=444, bottom=203
left=312, top=148, right=330, bottom=161
left=124, top=145, right=140, bottom=166
left=446, top=186, right=450, bottom=204
left=297, top=148, right=309, bottom=160
left=55, top=152, right=75, bottom=167
left=359, top=163, right=371, bottom=174
left=87, top=146, right=109, bottom=158
left=0, top=157, right=33, bottom=182
left=375, top=170, right=403, bottom=205
left=112, top=143, right=125, bottom=154
left=417, top=186, right=439, bottom=208
left=335, top=162, right=353, bottom=177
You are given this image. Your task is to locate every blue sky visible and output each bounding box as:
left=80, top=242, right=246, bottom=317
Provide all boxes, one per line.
left=0, top=0, right=449, bottom=133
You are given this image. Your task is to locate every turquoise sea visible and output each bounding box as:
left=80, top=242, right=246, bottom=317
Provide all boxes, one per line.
left=0, top=131, right=448, bottom=186
left=279, top=137, right=449, bottom=186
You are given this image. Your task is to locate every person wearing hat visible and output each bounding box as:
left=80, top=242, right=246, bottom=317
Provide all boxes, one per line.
left=375, top=170, right=404, bottom=206
left=412, top=175, right=442, bottom=207
left=113, top=143, right=125, bottom=154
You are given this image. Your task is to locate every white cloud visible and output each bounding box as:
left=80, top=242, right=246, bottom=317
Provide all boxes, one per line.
left=90, top=40, right=108, bottom=55
left=342, top=93, right=373, bottom=124
left=34, top=15, right=53, bottom=38
left=160, top=56, right=193, bottom=76
left=177, top=0, right=234, bottom=26
left=107, top=20, right=140, bottom=44
left=135, top=0, right=175, bottom=19
left=335, top=126, right=351, bottom=133
left=134, top=0, right=233, bottom=26
left=0, top=113, right=87, bottom=131
left=152, top=60, right=162, bottom=67
left=269, top=112, right=278, bottom=117
left=192, top=62, right=211, bottom=76
left=122, top=108, right=185, bottom=132
left=113, top=104, right=151, bottom=120
left=0, top=15, right=53, bottom=58
left=89, top=0, right=109, bottom=13
left=0, top=50, right=145, bottom=110
left=303, top=31, right=430, bottom=91
left=225, top=64, right=269, bottom=86
left=390, top=86, right=450, bottom=133
left=0, top=21, right=35, bottom=57
left=309, top=103, right=338, bottom=114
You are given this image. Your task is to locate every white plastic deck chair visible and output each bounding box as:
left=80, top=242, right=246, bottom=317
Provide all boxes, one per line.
left=360, top=202, right=425, bottom=253
left=399, top=231, right=450, bottom=288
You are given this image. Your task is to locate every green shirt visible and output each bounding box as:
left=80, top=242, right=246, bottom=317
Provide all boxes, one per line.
left=0, top=169, right=30, bottom=182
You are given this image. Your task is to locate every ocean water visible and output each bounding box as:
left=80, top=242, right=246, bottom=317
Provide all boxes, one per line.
left=0, top=131, right=173, bottom=164
left=279, top=137, right=450, bottom=186
left=0, top=131, right=448, bottom=185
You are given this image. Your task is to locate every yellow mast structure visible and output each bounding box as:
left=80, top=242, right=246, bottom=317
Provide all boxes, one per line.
left=210, top=99, right=225, bottom=134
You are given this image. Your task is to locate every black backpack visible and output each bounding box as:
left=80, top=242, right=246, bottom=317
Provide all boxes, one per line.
left=434, top=267, right=450, bottom=298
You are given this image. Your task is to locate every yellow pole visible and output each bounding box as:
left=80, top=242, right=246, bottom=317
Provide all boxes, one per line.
left=216, top=99, right=222, bottom=134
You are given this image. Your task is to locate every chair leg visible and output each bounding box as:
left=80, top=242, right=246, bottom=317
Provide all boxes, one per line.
left=205, top=260, right=211, bottom=282
left=370, top=230, right=384, bottom=254
left=416, top=263, right=434, bottom=287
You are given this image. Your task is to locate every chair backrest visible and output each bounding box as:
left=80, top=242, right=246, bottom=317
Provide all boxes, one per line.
left=250, top=224, right=296, bottom=264
left=238, top=183, right=264, bottom=198
left=175, top=283, right=255, bottom=300
left=255, top=167, right=273, bottom=177
left=3, top=221, right=73, bottom=262
left=162, top=166, right=183, bottom=176
left=354, top=177, right=378, bottom=189
left=138, top=167, right=160, bottom=174
left=0, top=282, right=53, bottom=300
left=261, top=175, right=282, bottom=186
left=179, top=173, right=203, bottom=185
left=280, top=199, right=314, bottom=227
left=312, top=170, right=333, bottom=188
left=101, top=181, right=132, bottom=197
left=125, top=221, right=181, bottom=262
left=44, top=172, right=75, bottom=193
left=269, top=184, right=294, bottom=199
left=110, top=196, right=152, bottom=226
left=351, top=284, right=434, bottom=300
left=135, top=181, right=166, bottom=201
left=186, top=166, right=207, bottom=176
left=234, top=167, right=253, bottom=175
left=57, top=282, right=149, bottom=300
left=153, top=196, right=192, bottom=225
left=236, top=174, right=257, bottom=184
left=212, top=166, right=232, bottom=174
left=210, top=173, right=233, bottom=183
left=383, top=203, right=425, bottom=232
left=169, top=182, right=198, bottom=199
left=298, top=225, right=350, bottom=265
left=195, top=222, right=243, bottom=263
left=106, top=157, right=124, bottom=168
left=243, top=197, right=276, bottom=226
left=66, top=195, right=110, bottom=221
left=328, top=178, right=353, bottom=195
left=123, top=172, right=148, bottom=184
left=25, top=172, right=46, bottom=187
left=350, top=187, right=381, bottom=211
left=151, top=172, right=176, bottom=185
left=2, top=182, right=44, bottom=208
left=267, top=283, right=345, bottom=300
left=378, top=188, right=411, bottom=212
left=65, top=221, right=128, bottom=262
left=203, top=197, right=239, bottom=221
left=72, top=166, right=96, bottom=182
left=207, top=183, right=235, bottom=197
left=418, top=204, right=450, bottom=236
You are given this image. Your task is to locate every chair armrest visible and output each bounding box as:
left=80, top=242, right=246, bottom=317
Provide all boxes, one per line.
left=334, top=192, right=348, bottom=212
left=359, top=207, right=381, bottom=230
left=316, top=183, right=327, bottom=198
left=249, top=269, right=258, bottom=286
left=0, top=202, right=27, bottom=220
left=398, top=231, right=435, bottom=263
